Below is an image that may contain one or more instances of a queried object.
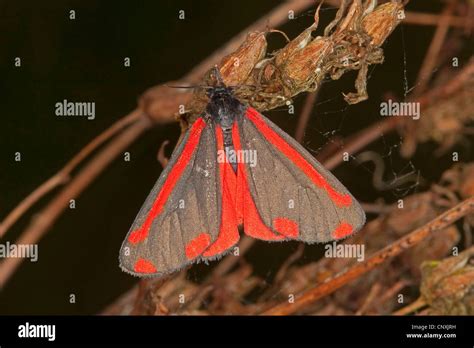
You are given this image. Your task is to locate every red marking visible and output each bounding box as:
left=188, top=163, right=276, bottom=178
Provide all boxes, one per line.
left=232, top=123, right=285, bottom=241
left=203, top=127, right=240, bottom=257
left=245, top=108, right=351, bottom=207
left=185, top=233, right=211, bottom=260
left=273, top=217, right=299, bottom=238
left=134, top=258, right=157, bottom=274
left=128, top=118, right=207, bottom=244
left=331, top=222, right=354, bottom=239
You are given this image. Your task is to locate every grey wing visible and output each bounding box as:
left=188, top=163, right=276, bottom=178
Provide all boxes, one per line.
left=238, top=108, right=365, bottom=243
left=119, top=118, right=222, bottom=277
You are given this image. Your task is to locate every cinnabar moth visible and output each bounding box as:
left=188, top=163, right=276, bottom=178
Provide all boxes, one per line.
left=119, top=69, right=366, bottom=277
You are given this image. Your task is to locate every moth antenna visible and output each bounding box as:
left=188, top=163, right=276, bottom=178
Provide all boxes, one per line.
left=165, top=84, right=198, bottom=89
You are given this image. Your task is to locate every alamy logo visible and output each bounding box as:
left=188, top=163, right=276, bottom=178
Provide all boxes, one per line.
left=18, top=322, right=55, bottom=341
left=55, top=99, right=95, bottom=120
left=217, top=149, right=257, bottom=167
left=325, top=242, right=365, bottom=262
left=0, top=242, right=38, bottom=262
left=380, top=100, right=420, bottom=120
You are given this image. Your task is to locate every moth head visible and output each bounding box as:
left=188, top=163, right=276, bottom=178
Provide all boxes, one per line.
left=205, top=66, right=235, bottom=99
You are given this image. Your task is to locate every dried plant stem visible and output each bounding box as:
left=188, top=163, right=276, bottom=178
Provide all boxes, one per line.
left=392, top=296, right=427, bottom=316
left=263, top=196, right=474, bottom=315
left=412, top=0, right=456, bottom=96
left=355, top=283, right=381, bottom=315
left=294, top=91, right=319, bottom=143
left=416, top=58, right=474, bottom=106
left=405, top=11, right=474, bottom=29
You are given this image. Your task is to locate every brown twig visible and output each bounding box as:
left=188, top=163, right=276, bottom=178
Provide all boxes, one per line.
left=392, top=296, right=426, bottom=316
left=294, top=91, right=319, bottom=144
left=355, top=282, right=381, bottom=315
left=377, top=279, right=410, bottom=309
left=405, top=11, right=474, bottom=29
left=157, top=140, right=170, bottom=168
left=263, top=196, right=474, bottom=315
left=412, top=0, right=456, bottom=96
left=415, top=58, right=474, bottom=106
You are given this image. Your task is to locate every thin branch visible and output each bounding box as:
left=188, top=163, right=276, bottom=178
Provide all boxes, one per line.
left=392, top=296, right=426, bottom=316
left=294, top=91, right=319, bottom=143
left=405, top=11, right=474, bottom=29
left=157, top=140, right=170, bottom=168
left=412, top=0, right=456, bottom=96
left=263, top=196, right=474, bottom=315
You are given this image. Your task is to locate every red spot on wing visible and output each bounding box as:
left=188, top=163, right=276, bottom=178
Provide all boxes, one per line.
left=185, top=233, right=211, bottom=260
left=232, top=123, right=285, bottom=241
left=245, top=108, right=351, bottom=207
left=203, top=126, right=240, bottom=257
left=128, top=118, right=207, bottom=244
left=134, top=258, right=157, bottom=274
left=128, top=228, right=146, bottom=244
left=273, top=217, right=299, bottom=238
left=332, top=222, right=354, bottom=239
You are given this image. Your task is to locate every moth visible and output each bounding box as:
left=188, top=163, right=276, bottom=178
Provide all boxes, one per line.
left=119, top=68, right=365, bottom=277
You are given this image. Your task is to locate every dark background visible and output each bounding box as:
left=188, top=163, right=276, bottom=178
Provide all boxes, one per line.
left=0, top=0, right=471, bottom=314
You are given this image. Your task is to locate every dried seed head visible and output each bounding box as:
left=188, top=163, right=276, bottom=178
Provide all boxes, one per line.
left=217, top=31, right=267, bottom=86
left=275, top=23, right=317, bottom=67
left=281, top=37, right=333, bottom=92
left=420, top=247, right=474, bottom=315
left=332, top=0, right=364, bottom=35
left=362, top=2, right=405, bottom=46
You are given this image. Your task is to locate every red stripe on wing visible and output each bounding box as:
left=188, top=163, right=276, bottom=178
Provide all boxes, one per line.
left=245, top=108, right=351, bottom=207
left=202, top=126, right=240, bottom=257
left=128, top=118, right=207, bottom=244
left=232, top=122, right=286, bottom=241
